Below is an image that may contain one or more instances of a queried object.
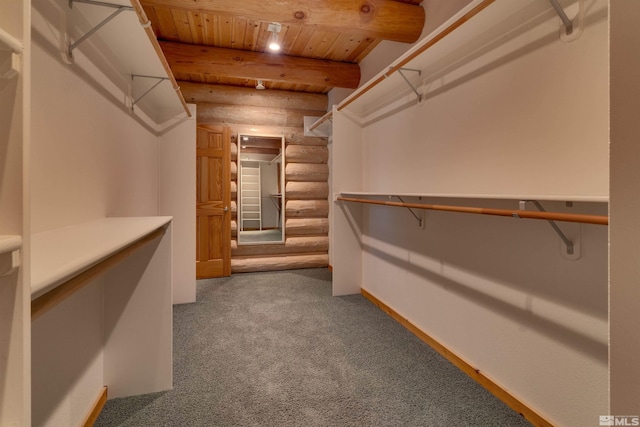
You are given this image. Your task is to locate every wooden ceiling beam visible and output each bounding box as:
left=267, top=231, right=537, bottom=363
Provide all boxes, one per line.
left=142, top=0, right=425, bottom=43
left=179, top=82, right=328, bottom=112
left=163, top=42, right=361, bottom=89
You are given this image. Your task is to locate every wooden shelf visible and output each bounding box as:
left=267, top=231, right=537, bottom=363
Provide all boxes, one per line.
left=335, top=0, right=556, bottom=122
left=31, top=216, right=171, bottom=300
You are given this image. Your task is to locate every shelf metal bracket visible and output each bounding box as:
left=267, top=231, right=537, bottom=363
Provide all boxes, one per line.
left=520, top=200, right=573, bottom=255
left=131, top=74, right=169, bottom=109
left=548, top=0, right=574, bottom=36
left=393, top=196, right=425, bottom=229
left=65, top=0, right=133, bottom=62
left=394, top=68, right=422, bottom=103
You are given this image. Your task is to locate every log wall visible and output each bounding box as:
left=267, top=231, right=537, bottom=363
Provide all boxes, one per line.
left=186, top=83, right=330, bottom=273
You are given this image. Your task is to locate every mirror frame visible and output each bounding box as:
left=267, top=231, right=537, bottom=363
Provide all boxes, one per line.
left=236, top=133, right=285, bottom=245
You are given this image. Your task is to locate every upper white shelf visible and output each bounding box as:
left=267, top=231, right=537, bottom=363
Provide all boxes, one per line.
left=335, top=0, right=566, bottom=121
left=31, top=216, right=171, bottom=299
left=55, top=0, right=188, bottom=123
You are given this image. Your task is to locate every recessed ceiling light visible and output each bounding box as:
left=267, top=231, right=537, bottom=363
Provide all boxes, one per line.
left=267, top=22, right=282, bottom=52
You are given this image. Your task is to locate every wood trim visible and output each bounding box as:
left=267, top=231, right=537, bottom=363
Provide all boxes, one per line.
left=360, top=288, right=554, bottom=427
left=31, top=227, right=166, bottom=321
left=337, top=196, right=608, bottom=225
left=82, top=386, right=108, bottom=427
left=129, top=0, right=192, bottom=117
left=223, top=125, right=232, bottom=276
left=308, top=110, right=333, bottom=132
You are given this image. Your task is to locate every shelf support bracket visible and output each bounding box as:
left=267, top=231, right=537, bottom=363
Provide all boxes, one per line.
left=131, top=74, right=169, bottom=109
left=394, top=196, right=424, bottom=228
left=394, top=68, right=422, bottom=103
left=520, top=200, right=573, bottom=255
left=66, top=0, right=133, bottom=62
left=548, top=0, right=573, bottom=36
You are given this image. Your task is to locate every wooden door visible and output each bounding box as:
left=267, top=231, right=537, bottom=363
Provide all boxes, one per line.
left=196, top=125, right=231, bottom=278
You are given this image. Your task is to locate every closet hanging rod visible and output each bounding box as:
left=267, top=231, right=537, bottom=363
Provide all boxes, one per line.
left=337, top=0, right=495, bottom=114
left=0, top=27, right=24, bottom=53
left=337, top=196, right=608, bottom=226
left=308, top=110, right=333, bottom=132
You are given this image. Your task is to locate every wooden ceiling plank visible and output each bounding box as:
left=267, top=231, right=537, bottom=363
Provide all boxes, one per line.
left=152, top=6, right=180, bottom=41
left=140, top=0, right=425, bottom=43
left=350, top=38, right=381, bottom=63
left=201, top=12, right=217, bottom=45
left=218, top=15, right=233, bottom=48
left=162, top=41, right=361, bottom=89
left=287, top=25, right=316, bottom=57
left=231, top=17, right=248, bottom=51
left=187, top=11, right=206, bottom=45
left=171, top=8, right=194, bottom=43
left=312, top=31, right=342, bottom=60
left=243, top=19, right=261, bottom=51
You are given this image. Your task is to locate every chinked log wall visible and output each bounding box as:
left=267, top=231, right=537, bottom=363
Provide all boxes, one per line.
left=183, top=83, right=330, bottom=273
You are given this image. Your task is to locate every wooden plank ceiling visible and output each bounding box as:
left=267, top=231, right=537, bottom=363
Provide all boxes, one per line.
left=140, top=0, right=425, bottom=94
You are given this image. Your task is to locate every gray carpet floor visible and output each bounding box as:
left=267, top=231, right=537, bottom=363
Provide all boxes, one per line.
left=95, top=268, right=531, bottom=426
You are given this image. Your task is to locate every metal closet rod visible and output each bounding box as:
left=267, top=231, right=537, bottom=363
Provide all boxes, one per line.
left=337, top=196, right=609, bottom=226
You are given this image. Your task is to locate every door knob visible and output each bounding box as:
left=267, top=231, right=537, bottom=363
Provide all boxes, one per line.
left=223, top=206, right=229, bottom=212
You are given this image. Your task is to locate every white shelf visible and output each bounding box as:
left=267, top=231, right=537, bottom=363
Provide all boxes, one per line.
left=31, top=216, right=172, bottom=299
left=336, top=0, right=558, bottom=121
left=49, top=0, right=188, bottom=124
left=0, top=235, right=22, bottom=254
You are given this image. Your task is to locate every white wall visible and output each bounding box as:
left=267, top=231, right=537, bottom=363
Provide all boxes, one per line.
left=159, top=106, right=197, bottom=304
left=332, top=1, right=610, bottom=425
left=30, top=39, right=159, bottom=233
left=609, top=0, right=640, bottom=416
left=30, top=0, right=175, bottom=423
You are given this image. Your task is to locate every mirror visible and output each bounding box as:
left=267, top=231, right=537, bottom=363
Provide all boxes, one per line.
left=237, top=134, right=285, bottom=245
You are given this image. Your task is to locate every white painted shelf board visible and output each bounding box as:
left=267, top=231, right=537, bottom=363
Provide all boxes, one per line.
left=64, top=0, right=184, bottom=123
left=31, top=216, right=172, bottom=299
left=337, top=0, right=555, bottom=119
left=338, top=192, right=609, bottom=203
left=0, top=235, right=22, bottom=254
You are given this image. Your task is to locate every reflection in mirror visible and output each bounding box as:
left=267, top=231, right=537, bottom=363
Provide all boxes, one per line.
left=237, top=134, right=285, bottom=245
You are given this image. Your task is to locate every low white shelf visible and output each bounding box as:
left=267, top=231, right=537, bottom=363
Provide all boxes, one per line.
left=31, top=216, right=171, bottom=299
left=30, top=216, right=174, bottom=405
